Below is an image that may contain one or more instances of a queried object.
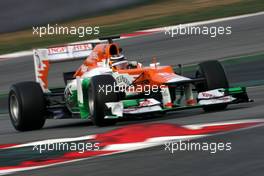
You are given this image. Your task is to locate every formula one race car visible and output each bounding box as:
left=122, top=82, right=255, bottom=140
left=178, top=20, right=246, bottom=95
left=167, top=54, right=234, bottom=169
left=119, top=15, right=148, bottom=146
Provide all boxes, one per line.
left=8, top=36, right=251, bottom=131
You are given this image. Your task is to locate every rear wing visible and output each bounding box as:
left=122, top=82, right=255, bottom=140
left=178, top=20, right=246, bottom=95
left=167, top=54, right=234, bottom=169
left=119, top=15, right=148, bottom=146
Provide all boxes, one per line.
left=33, top=43, right=94, bottom=92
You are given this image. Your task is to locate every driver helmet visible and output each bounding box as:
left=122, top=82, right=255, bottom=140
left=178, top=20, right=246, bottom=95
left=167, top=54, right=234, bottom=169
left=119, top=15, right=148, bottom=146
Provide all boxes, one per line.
left=110, top=54, right=128, bottom=70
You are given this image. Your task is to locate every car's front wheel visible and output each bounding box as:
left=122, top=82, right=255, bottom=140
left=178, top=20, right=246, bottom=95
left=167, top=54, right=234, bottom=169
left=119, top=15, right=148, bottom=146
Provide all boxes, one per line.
left=88, top=75, right=119, bottom=126
left=196, top=60, right=229, bottom=112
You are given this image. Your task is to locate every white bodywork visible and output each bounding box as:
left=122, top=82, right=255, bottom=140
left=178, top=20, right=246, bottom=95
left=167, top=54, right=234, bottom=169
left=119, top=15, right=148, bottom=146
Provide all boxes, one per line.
left=106, top=98, right=162, bottom=117
left=198, top=89, right=235, bottom=105
left=33, top=43, right=94, bottom=92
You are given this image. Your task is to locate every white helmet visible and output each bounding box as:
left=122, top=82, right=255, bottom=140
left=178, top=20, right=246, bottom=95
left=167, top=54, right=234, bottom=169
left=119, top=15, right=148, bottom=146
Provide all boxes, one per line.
left=110, top=54, right=128, bottom=69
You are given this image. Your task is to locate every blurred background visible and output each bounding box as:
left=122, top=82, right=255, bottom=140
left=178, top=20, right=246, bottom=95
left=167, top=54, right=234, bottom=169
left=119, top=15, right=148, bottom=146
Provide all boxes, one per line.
left=0, top=0, right=263, bottom=54
left=0, top=0, right=145, bottom=33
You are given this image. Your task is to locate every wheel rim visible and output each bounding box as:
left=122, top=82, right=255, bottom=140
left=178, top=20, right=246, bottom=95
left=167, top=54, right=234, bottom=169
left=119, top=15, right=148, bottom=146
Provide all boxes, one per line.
left=88, top=85, right=94, bottom=115
left=10, top=94, right=19, bottom=122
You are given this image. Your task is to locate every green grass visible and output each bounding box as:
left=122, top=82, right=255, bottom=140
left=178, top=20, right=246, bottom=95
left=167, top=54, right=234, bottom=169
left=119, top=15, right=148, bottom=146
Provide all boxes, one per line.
left=0, top=0, right=264, bottom=54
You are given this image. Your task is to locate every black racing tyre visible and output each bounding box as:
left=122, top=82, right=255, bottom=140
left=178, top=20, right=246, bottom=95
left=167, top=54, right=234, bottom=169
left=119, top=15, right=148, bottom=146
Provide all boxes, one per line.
left=8, top=82, right=46, bottom=131
left=196, top=60, right=229, bottom=112
left=88, top=75, right=119, bottom=126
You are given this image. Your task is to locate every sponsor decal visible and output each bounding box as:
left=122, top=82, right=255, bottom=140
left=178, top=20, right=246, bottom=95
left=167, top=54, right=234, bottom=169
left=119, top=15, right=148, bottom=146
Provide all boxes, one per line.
left=115, top=74, right=131, bottom=86
left=48, top=47, right=68, bottom=55
left=72, top=44, right=92, bottom=52
left=198, top=89, right=225, bottom=99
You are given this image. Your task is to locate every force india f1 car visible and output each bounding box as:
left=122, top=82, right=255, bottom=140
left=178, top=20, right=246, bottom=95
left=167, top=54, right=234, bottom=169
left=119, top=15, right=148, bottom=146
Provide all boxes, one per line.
left=8, top=36, right=252, bottom=131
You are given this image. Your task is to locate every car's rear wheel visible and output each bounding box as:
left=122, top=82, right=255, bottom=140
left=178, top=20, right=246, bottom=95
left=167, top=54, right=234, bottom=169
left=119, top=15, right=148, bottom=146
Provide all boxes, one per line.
left=196, top=60, right=229, bottom=112
left=8, top=82, right=46, bottom=131
left=88, top=75, right=119, bottom=126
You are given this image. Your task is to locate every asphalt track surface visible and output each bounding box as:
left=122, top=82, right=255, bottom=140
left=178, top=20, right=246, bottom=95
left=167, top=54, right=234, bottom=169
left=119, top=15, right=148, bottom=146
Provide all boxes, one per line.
left=0, top=13, right=264, bottom=175
left=0, top=0, right=142, bottom=33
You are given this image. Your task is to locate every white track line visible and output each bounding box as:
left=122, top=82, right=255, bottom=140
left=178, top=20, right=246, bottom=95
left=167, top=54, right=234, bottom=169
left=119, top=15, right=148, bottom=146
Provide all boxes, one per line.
left=0, top=119, right=263, bottom=175
left=1, top=119, right=264, bottom=150
left=141, top=11, right=264, bottom=33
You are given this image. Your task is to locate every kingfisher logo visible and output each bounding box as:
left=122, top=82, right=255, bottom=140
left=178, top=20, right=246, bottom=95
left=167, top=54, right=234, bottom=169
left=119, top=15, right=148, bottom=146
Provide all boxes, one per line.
left=202, top=92, right=214, bottom=98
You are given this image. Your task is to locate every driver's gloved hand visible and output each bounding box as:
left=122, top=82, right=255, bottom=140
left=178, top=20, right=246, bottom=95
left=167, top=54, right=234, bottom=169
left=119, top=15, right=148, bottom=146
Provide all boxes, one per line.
left=127, top=61, right=138, bottom=69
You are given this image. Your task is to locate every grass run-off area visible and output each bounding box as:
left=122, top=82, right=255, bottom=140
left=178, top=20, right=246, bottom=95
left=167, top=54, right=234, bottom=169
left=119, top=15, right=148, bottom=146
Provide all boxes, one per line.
left=0, top=0, right=263, bottom=54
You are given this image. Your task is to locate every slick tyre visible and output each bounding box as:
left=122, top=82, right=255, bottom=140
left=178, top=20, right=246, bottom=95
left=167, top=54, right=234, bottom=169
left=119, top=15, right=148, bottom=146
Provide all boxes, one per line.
left=88, top=75, right=119, bottom=126
left=8, top=82, right=46, bottom=131
left=196, top=60, right=229, bottom=112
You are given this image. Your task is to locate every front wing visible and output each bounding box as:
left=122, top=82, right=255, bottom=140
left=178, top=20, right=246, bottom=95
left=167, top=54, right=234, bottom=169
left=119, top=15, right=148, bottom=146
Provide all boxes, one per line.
left=104, top=87, right=252, bottom=118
